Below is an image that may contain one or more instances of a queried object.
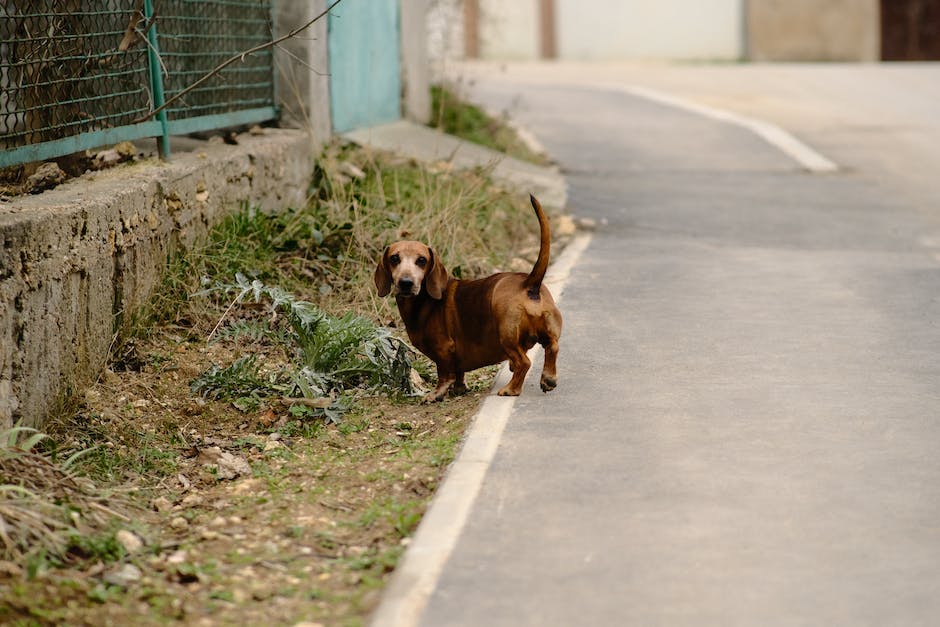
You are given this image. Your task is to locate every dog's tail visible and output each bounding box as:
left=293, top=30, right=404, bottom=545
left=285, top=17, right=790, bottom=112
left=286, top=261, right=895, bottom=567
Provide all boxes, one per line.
left=523, top=194, right=550, bottom=298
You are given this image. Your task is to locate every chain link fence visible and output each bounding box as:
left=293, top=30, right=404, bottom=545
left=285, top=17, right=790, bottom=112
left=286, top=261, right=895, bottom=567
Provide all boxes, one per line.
left=0, top=0, right=276, bottom=168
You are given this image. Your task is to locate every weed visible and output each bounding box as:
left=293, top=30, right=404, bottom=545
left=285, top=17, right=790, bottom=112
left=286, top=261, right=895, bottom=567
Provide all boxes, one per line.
left=66, top=532, right=125, bottom=563
left=430, top=84, right=550, bottom=166
left=192, top=276, right=417, bottom=423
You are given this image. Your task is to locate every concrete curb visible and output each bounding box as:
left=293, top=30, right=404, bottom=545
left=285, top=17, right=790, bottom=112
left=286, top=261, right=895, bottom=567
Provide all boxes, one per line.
left=0, top=129, right=313, bottom=428
left=343, top=120, right=568, bottom=210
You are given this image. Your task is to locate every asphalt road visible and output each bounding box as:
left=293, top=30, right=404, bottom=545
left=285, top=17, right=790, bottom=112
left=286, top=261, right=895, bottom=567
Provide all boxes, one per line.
left=414, top=65, right=940, bottom=626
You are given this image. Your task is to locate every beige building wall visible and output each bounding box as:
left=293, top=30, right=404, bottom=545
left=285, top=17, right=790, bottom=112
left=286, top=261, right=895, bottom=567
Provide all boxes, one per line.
left=478, top=0, right=540, bottom=60
left=558, top=0, right=744, bottom=60
left=746, top=0, right=880, bottom=61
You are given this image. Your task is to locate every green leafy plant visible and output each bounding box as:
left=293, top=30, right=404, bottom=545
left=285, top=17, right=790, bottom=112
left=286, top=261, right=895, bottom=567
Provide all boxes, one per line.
left=192, top=275, right=418, bottom=423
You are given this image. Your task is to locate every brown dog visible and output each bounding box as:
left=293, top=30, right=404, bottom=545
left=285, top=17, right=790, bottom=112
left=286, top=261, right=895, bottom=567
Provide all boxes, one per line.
left=374, top=194, right=562, bottom=401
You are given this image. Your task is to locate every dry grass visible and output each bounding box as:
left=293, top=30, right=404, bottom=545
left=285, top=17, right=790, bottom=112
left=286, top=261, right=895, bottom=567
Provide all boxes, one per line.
left=0, top=428, right=128, bottom=564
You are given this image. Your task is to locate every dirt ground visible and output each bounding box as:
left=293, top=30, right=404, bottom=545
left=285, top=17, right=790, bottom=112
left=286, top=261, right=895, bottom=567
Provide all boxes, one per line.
left=2, top=325, right=498, bottom=626
left=1, top=115, right=561, bottom=626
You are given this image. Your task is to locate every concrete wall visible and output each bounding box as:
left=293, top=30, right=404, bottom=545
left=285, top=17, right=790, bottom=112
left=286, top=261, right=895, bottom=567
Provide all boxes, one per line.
left=746, top=0, right=880, bottom=61
left=0, top=131, right=313, bottom=429
left=402, top=0, right=433, bottom=124
left=558, top=0, right=744, bottom=60
left=275, top=0, right=332, bottom=148
left=428, top=0, right=465, bottom=81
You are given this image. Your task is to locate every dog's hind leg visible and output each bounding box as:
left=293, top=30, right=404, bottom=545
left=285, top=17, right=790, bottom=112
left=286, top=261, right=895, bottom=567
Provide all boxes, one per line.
left=497, top=345, right=531, bottom=396
left=539, top=309, right=562, bottom=393
left=539, top=335, right=558, bottom=392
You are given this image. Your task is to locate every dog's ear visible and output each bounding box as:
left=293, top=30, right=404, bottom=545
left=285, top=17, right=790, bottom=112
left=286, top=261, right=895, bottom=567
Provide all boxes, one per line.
left=425, top=247, right=448, bottom=300
left=374, top=247, right=392, bottom=297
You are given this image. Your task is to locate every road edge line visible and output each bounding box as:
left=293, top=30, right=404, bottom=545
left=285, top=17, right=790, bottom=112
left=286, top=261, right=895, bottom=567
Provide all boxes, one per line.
left=615, top=84, right=839, bottom=174
left=369, top=232, right=592, bottom=627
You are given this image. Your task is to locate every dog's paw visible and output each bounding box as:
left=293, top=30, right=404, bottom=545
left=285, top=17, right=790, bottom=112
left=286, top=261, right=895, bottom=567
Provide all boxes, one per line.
left=422, top=391, right=446, bottom=403
left=539, top=375, right=557, bottom=393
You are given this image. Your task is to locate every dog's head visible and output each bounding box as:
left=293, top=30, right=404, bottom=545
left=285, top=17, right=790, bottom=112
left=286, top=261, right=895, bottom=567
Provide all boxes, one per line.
left=374, top=241, right=449, bottom=299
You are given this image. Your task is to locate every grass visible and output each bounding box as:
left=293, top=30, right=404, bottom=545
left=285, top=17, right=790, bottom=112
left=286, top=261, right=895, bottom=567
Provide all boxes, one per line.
left=429, top=83, right=551, bottom=166
left=1, top=138, right=563, bottom=625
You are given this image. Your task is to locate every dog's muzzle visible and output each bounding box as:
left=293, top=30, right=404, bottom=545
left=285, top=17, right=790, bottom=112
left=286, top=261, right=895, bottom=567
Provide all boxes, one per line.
left=396, top=278, right=417, bottom=296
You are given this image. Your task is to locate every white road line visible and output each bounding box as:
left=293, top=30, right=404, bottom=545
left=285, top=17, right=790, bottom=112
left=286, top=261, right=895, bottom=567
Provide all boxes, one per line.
left=369, top=232, right=592, bottom=627
left=614, top=84, right=839, bottom=174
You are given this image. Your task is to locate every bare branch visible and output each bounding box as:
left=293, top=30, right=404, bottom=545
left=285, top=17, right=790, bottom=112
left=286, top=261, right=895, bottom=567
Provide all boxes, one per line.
left=132, top=0, right=343, bottom=124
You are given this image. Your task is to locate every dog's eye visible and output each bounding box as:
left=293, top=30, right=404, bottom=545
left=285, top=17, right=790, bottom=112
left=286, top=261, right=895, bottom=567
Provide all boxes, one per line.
left=416, top=256, right=427, bottom=268
left=389, top=254, right=401, bottom=266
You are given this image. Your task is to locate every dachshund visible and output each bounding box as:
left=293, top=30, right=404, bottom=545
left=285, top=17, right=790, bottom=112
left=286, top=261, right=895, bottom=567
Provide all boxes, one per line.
left=374, top=194, right=562, bottom=401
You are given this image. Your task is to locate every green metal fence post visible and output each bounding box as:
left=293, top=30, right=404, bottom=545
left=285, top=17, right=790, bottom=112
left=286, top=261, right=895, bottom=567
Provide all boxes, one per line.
left=144, top=0, right=171, bottom=159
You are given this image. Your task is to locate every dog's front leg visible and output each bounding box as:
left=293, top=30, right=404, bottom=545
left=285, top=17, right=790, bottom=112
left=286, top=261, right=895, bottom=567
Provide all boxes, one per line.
left=451, top=372, right=468, bottom=396
left=425, top=366, right=456, bottom=403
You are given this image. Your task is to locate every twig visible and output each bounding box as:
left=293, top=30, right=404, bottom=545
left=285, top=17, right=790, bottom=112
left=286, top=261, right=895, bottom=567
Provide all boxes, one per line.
left=132, top=0, right=344, bottom=124
left=207, top=292, right=242, bottom=343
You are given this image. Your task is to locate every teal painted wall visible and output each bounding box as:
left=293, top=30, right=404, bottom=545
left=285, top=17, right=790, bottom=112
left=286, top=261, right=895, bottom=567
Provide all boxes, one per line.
left=328, top=0, right=402, bottom=133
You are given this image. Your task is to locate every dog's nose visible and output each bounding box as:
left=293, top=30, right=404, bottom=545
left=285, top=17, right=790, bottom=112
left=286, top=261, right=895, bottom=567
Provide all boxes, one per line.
left=397, top=278, right=414, bottom=293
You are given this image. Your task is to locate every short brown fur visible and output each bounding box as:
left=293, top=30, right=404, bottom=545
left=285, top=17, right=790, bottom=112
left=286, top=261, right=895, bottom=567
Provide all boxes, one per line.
left=374, top=195, right=562, bottom=401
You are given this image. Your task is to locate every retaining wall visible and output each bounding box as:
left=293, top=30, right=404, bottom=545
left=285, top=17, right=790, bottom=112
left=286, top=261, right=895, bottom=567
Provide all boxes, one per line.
left=0, top=129, right=313, bottom=428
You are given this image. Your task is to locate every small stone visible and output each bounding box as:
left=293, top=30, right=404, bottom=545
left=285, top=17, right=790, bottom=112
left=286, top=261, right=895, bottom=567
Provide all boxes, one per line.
left=166, top=550, right=187, bottom=565
left=115, top=529, right=143, bottom=554
left=198, top=446, right=251, bottom=480
left=180, top=493, right=203, bottom=508
left=209, top=516, right=227, bottom=528
left=553, top=214, right=577, bottom=237
left=574, top=216, right=598, bottom=230
left=170, top=516, right=188, bottom=530
left=152, top=496, right=173, bottom=512
left=27, top=162, right=66, bottom=193
left=131, top=399, right=150, bottom=408
left=102, top=368, right=121, bottom=387
left=263, top=440, right=284, bottom=453
left=103, top=563, right=142, bottom=587
left=200, top=529, right=221, bottom=541
left=232, top=587, right=250, bottom=603
left=114, top=141, right=136, bottom=158
left=267, top=432, right=281, bottom=442
left=249, top=125, right=265, bottom=135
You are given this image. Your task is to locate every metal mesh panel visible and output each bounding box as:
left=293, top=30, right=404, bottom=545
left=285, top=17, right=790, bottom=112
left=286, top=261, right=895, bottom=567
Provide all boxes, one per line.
left=0, top=0, right=275, bottom=166
left=159, top=0, right=275, bottom=122
left=0, top=1, right=151, bottom=150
